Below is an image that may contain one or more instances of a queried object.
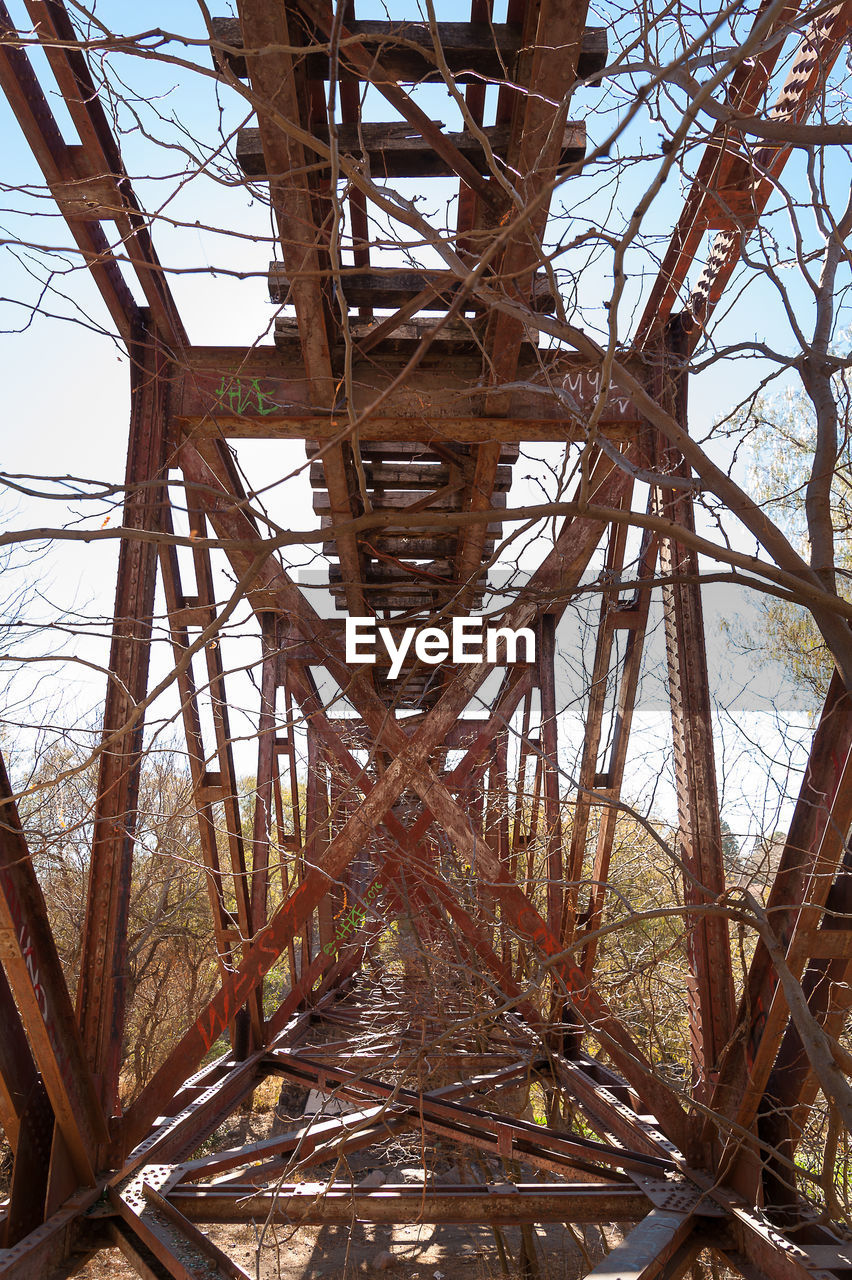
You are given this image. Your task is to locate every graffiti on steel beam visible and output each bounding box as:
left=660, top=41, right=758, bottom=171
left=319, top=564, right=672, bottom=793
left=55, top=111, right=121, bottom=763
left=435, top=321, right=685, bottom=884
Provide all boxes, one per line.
left=325, top=881, right=384, bottom=956
left=213, top=375, right=278, bottom=416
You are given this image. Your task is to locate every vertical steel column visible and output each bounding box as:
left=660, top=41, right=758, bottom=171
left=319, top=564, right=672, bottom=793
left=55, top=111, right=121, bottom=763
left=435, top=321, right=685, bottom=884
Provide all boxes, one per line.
left=0, top=752, right=107, bottom=1185
left=510, top=691, right=533, bottom=877
left=0, top=964, right=54, bottom=1243
left=188, top=507, right=253, bottom=918
left=271, top=639, right=305, bottom=988
left=494, top=732, right=511, bottom=967
left=271, top=752, right=299, bottom=990
left=757, top=845, right=852, bottom=1212
left=181, top=495, right=264, bottom=1048
left=307, top=729, right=334, bottom=953
left=580, top=524, right=658, bottom=979
left=509, top=692, right=534, bottom=982
left=270, top=650, right=302, bottom=990
left=327, top=764, right=353, bottom=965
left=0, top=962, right=35, bottom=1153
left=482, top=734, right=510, bottom=956
left=282, top=684, right=308, bottom=963
left=524, top=753, right=543, bottom=896
left=158, top=510, right=245, bottom=984
left=251, top=616, right=277, bottom=949
left=567, top=513, right=632, bottom=909
left=539, top=615, right=563, bottom=942
left=656, top=315, right=736, bottom=1101
left=76, top=316, right=169, bottom=1117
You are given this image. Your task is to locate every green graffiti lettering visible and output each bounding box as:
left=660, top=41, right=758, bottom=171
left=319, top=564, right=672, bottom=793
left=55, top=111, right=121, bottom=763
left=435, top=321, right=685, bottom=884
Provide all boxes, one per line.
left=213, top=375, right=277, bottom=416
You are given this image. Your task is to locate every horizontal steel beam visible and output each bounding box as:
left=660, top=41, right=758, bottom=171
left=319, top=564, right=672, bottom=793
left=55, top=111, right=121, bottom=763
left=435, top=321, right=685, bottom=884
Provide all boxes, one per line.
left=238, top=121, right=585, bottom=179
left=269, top=263, right=558, bottom=313
left=168, top=345, right=642, bottom=439
left=168, top=1182, right=650, bottom=1224
left=211, top=16, right=607, bottom=83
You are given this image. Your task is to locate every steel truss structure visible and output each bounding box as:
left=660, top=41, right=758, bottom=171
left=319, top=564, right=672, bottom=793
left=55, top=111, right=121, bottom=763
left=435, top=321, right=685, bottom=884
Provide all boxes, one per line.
left=1, top=0, right=852, bottom=1276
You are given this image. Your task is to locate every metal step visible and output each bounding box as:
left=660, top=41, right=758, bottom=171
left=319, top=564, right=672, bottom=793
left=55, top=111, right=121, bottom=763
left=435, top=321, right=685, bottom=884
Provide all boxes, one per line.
left=269, top=263, right=556, bottom=313
left=319, top=512, right=505, bottom=533
left=313, top=489, right=508, bottom=513
left=310, top=461, right=513, bottom=491
left=239, top=121, right=585, bottom=179
left=322, top=534, right=498, bottom=559
left=211, top=18, right=607, bottom=85
left=276, top=315, right=491, bottom=358
left=307, top=440, right=520, bottom=465
left=329, top=587, right=485, bottom=610
left=329, top=561, right=458, bottom=584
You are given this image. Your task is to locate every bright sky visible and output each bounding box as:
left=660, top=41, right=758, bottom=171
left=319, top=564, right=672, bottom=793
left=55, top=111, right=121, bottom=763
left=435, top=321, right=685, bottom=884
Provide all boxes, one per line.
left=1, top=0, right=848, bottom=854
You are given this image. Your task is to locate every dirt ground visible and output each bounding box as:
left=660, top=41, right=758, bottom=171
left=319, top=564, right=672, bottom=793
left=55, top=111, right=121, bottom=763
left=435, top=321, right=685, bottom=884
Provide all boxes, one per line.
left=80, top=1215, right=620, bottom=1280
left=76, top=1085, right=624, bottom=1280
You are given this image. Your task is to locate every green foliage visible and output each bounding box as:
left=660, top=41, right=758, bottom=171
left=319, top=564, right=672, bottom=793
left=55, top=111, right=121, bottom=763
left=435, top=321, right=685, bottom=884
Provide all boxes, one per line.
left=744, top=371, right=852, bottom=700
left=18, top=741, right=224, bottom=1101
left=720, top=819, right=739, bottom=867
left=583, top=813, right=696, bottom=1082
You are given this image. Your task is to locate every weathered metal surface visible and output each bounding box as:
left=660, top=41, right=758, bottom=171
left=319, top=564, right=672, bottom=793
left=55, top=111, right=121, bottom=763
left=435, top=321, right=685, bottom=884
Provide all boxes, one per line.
left=539, top=614, right=564, bottom=941
left=113, top=1011, right=317, bottom=1183
left=115, top=1010, right=315, bottom=1172
left=758, top=846, right=852, bottom=1210
left=168, top=1060, right=534, bottom=1186
left=3, top=0, right=852, bottom=1275
left=0, top=1188, right=101, bottom=1280
left=4, top=1077, right=55, bottom=1245
left=290, top=0, right=498, bottom=206
left=238, top=121, right=586, bottom=178
left=0, top=753, right=106, bottom=1186
left=686, top=2, right=852, bottom=333
left=22, top=0, right=186, bottom=343
left=582, top=1211, right=695, bottom=1280
left=456, top=0, right=592, bottom=602
left=716, top=1191, right=847, bottom=1280
left=0, top=0, right=138, bottom=339
left=177, top=475, right=266, bottom=1046
left=710, top=671, right=852, bottom=1136
left=212, top=16, right=607, bottom=83
left=0, top=960, right=55, bottom=1244
left=108, top=1219, right=181, bottom=1280
left=634, top=1, right=798, bottom=345
left=157, top=512, right=245, bottom=991
left=653, top=322, right=735, bottom=1107
left=238, top=0, right=370, bottom=622
left=250, top=620, right=277, bottom=941
left=170, top=346, right=643, bottom=437
left=267, top=1050, right=675, bottom=1177
left=169, top=441, right=692, bottom=1150
left=169, top=1182, right=651, bottom=1224
left=0, top=961, right=42, bottom=1155
left=575, top=513, right=659, bottom=979
left=112, top=1171, right=250, bottom=1280
left=127, top=442, right=688, bottom=1156
left=76, top=321, right=172, bottom=1118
